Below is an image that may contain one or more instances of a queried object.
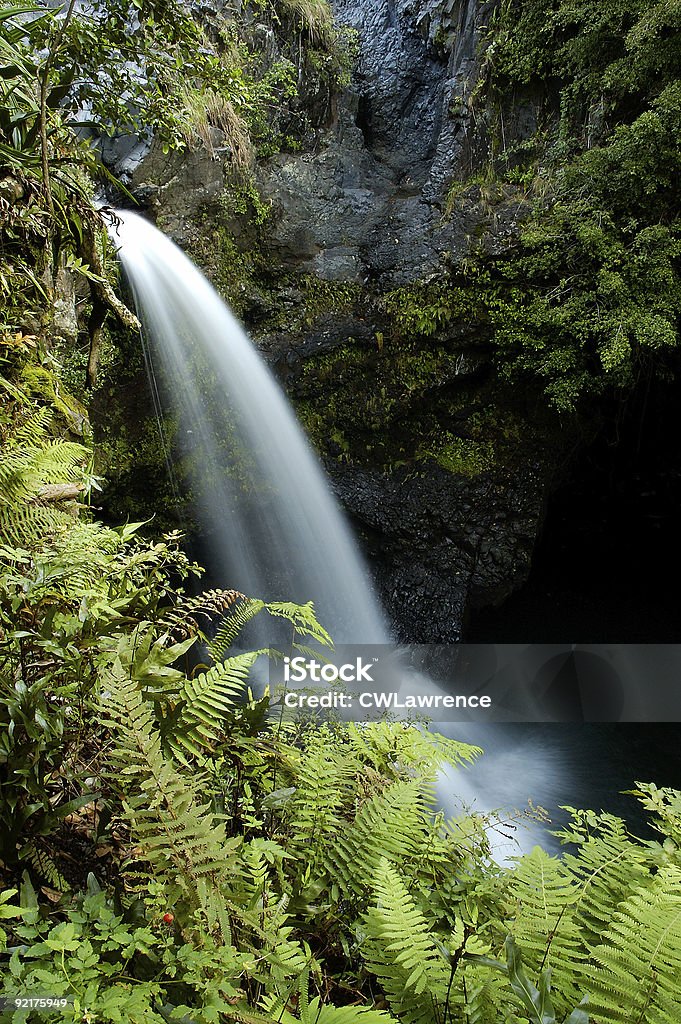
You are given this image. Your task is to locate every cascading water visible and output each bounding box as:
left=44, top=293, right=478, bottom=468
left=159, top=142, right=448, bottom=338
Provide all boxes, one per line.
left=110, top=210, right=386, bottom=644
left=110, top=210, right=559, bottom=854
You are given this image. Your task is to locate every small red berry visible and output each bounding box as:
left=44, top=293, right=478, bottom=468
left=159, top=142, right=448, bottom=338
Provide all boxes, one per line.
left=162, top=912, right=174, bottom=925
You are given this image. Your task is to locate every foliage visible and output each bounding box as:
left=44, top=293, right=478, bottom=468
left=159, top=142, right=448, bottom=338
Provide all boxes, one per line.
left=4, top=0, right=278, bottom=158
left=486, top=0, right=681, bottom=141
left=431, top=0, right=681, bottom=410
left=0, top=404, right=88, bottom=545
left=3, top=459, right=681, bottom=1021
left=418, top=435, right=495, bottom=478
left=275, top=0, right=337, bottom=49
left=0, top=521, right=201, bottom=867
left=2, top=874, right=249, bottom=1023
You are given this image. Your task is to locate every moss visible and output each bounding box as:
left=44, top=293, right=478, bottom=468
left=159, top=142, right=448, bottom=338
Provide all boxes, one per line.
left=299, top=276, right=360, bottom=321
left=265, top=276, right=362, bottom=335
left=18, top=363, right=90, bottom=440
left=381, top=280, right=487, bottom=338
left=95, top=399, right=188, bottom=529
left=292, top=303, right=566, bottom=481
left=188, top=221, right=264, bottom=320
left=219, top=177, right=273, bottom=227
left=417, top=435, right=495, bottom=477
left=293, top=332, right=477, bottom=468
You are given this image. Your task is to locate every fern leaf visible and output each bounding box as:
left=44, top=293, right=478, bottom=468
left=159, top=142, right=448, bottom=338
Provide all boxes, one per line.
left=328, top=780, right=430, bottom=898
left=363, top=858, right=451, bottom=1024
left=265, top=600, right=333, bottom=648
left=504, top=846, right=583, bottom=964
left=307, top=998, right=398, bottom=1024
left=347, top=721, right=480, bottom=777
left=284, top=725, right=358, bottom=868
left=158, top=587, right=248, bottom=643
left=584, top=867, right=681, bottom=1024
left=561, top=811, right=651, bottom=950
left=207, top=596, right=265, bottom=662
left=0, top=406, right=88, bottom=547
left=168, top=651, right=261, bottom=759
left=104, top=665, right=240, bottom=941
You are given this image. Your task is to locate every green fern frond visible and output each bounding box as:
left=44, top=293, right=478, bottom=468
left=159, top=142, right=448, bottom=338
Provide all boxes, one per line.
left=104, top=666, right=240, bottom=941
left=167, top=651, right=262, bottom=760
left=208, top=597, right=266, bottom=662
left=158, top=587, right=248, bottom=643
left=303, top=998, right=398, bottom=1024
left=363, top=857, right=451, bottom=1023
left=284, top=725, right=358, bottom=866
left=260, top=979, right=398, bottom=1024
left=584, top=867, right=681, bottom=1023
left=20, top=843, right=70, bottom=894
left=462, top=965, right=523, bottom=1024
left=501, top=845, right=585, bottom=1012
left=559, top=811, right=651, bottom=951
left=0, top=406, right=88, bottom=547
left=328, top=780, right=432, bottom=898
left=0, top=502, right=76, bottom=547
left=265, top=600, right=333, bottom=648
left=347, top=721, right=480, bottom=778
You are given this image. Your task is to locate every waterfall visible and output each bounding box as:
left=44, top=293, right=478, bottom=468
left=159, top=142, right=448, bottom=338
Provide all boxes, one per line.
left=110, top=209, right=561, bottom=856
left=110, top=210, right=387, bottom=644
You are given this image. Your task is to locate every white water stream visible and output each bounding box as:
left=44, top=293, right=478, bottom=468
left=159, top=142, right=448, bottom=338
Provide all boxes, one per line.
left=111, top=210, right=386, bottom=644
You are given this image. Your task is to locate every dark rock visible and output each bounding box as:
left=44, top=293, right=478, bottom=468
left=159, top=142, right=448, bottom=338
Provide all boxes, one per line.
left=99, top=132, right=152, bottom=182
left=332, top=455, right=550, bottom=642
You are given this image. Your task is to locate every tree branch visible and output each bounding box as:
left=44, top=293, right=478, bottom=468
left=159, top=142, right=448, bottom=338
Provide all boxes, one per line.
left=35, top=483, right=84, bottom=503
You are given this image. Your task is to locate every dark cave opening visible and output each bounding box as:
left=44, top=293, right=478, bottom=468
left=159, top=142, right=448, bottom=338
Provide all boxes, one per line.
left=469, top=375, right=681, bottom=644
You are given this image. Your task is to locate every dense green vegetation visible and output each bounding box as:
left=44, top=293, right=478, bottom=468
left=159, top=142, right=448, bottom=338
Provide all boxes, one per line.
left=2, top=1, right=681, bottom=1021
left=3, top=458, right=681, bottom=1022
left=430, top=0, right=681, bottom=410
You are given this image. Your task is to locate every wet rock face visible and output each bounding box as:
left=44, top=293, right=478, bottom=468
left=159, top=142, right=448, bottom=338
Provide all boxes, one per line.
left=333, top=0, right=448, bottom=186
left=335, top=461, right=548, bottom=643
left=251, top=0, right=559, bottom=639
left=126, top=0, right=568, bottom=641
left=257, top=0, right=497, bottom=289
left=333, top=0, right=492, bottom=200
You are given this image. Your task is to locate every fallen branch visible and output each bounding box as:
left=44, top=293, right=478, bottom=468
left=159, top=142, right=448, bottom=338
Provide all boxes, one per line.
left=82, top=214, right=141, bottom=386
left=35, top=483, right=84, bottom=502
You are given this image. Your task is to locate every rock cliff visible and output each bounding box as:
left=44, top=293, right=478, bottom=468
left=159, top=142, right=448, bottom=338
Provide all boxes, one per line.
left=110, top=0, right=572, bottom=641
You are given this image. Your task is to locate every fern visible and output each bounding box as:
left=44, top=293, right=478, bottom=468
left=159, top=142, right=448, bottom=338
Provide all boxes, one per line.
left=21, top=842, right=71, bottom=894
left=306, top=1002, right=397, bottom=1024
left=0, top=406, right=88, bottom=547
left=159, top=587, right=247, bottom=643
left=558, top=810, right=651, bottom=951
left=250, top=896, right=311, bottom=989
left=363, top=858, right=451, bottom=1024
left=104, top=666, right=240, bottom=941
left=462, top=965, right=523, bottom=1024
left=265, top=599, right=334, bottom=648
left=346, top=721, right=480, bottom=778
left=168, top=651, right=263, bottom=760
left=501, top=846, right=585, bottom=1010
left=261, top=994, right=397, bottom=1024
left=584, top=867, right=681, bottom=1023
left=328, top=780, right=431, bottom=900
left=284, top=725, right=358, bottom=869
left=208, top=596, right=265, bottom=662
